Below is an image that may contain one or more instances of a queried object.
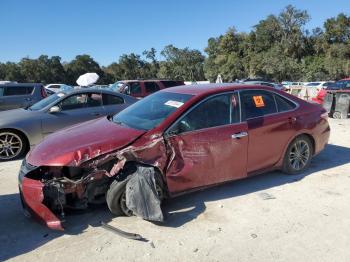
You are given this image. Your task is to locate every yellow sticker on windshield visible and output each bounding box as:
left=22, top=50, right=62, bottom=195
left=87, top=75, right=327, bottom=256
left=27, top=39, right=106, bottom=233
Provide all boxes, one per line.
left=253, top=96, right=265, bottom=107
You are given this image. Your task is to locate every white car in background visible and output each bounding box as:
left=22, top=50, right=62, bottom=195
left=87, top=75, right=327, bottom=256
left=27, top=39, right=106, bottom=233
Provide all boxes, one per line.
left=304, top=81, right=334, bottom=90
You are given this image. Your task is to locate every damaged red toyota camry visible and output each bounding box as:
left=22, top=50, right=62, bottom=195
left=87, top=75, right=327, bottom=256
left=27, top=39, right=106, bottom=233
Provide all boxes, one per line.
left=19, top=84, right=330, bottom=230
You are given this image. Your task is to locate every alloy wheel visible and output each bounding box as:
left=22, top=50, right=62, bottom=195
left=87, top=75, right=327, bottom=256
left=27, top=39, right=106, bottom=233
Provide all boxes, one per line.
left=0, top=132, right=23, bottom=160
left=289, top=140, right=310, bottom=171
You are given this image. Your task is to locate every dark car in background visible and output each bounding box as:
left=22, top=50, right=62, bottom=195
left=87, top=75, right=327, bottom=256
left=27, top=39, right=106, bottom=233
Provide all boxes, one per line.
left=116, top=80, right=185, bottom=98
left=0, top=83, right=47, bottom=111
left=0, top=89, right=136, bottom=160
left=326, top=78, right=350, bottom=90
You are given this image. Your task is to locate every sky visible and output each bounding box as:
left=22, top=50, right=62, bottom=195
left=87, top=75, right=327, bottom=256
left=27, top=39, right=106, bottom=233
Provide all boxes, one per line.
left=0, top=0, right=349, bottom=66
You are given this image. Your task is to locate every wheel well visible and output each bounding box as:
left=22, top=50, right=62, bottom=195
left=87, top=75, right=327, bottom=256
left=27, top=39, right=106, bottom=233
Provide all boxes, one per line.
left=116, top=161, right=169, bottom=196
left=0, top=128, right=30, bottom=151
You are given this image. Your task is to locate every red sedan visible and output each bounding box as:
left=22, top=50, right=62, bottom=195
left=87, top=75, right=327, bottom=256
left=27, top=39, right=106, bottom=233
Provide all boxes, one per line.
left=19, top=84, right=330, bottom=230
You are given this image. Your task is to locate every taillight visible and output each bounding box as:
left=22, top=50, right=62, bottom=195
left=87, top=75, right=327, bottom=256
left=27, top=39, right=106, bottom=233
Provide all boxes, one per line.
left=41, top=87, right=47, bottom=98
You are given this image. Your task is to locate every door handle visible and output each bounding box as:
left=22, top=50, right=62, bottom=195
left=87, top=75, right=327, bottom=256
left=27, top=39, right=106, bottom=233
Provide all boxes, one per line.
left=91, top=112, right=101, bottom=116
left=24, top=98, right=32, bottom=101
left=288, top=117, right=297, bottom=124
left=231, top=131, right=248, bottom=139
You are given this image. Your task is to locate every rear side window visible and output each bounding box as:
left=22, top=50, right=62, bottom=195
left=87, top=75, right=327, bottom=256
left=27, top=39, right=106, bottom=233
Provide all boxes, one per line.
left=145, top=82, right=160, bottom=93
left=103, top=94, right=124, bottom=105
left=3, top=86, right=34, bottom=96
left=240, top=90, right=277, bottom=120
left=274, top=94, right=296, bottom=112
left=161, top=81, right=183, bottom=88
left=0, top=87, right=4, bottom=96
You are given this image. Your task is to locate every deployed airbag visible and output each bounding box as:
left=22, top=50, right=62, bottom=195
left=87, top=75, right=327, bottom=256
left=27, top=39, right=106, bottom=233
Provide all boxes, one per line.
left=125, top=166, right=164, bottom=222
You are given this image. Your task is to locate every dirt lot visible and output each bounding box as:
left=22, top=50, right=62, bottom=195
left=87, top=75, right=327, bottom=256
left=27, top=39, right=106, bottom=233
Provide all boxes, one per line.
left=0, top=118, right=349, bottom=262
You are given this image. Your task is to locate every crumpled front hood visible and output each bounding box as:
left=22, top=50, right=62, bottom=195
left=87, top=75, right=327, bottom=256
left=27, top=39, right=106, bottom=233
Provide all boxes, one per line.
left=27, top=117, right=146, bottom=166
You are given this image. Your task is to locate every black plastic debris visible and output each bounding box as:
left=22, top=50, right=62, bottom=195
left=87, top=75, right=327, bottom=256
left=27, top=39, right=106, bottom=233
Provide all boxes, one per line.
left=125, top=166, right=164, bottom=222
left=101, top=222, right=146, bottom=241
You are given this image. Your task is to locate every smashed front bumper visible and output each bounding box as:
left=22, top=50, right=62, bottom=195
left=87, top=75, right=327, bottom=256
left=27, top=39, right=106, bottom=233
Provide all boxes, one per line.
left=19, top=160, right=64, bottom=230
left=18, top=159, right=113, bottom=230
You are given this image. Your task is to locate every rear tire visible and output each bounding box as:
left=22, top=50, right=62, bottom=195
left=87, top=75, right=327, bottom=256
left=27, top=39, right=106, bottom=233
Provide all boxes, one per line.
left=0, top=130, right=28, bottom=161
left=282, top=135, right=313, bottom=175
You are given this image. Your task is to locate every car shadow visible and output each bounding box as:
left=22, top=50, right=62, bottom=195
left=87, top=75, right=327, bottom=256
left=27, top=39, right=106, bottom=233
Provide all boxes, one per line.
left=0, top=144, right=349, bottom=260
left=159, top=143, right=350, bottom=227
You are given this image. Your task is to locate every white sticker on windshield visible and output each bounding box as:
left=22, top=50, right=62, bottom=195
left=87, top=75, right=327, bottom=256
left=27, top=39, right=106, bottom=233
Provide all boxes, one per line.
left=165, top=100, right=184, bottom=108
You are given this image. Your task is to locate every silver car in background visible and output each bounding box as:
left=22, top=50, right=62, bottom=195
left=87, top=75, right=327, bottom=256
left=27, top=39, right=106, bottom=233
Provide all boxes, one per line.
left=0, top=88, right=136, bottom=160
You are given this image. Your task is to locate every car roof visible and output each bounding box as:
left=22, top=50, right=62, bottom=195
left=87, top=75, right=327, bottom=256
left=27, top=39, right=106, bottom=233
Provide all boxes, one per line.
left=161, top=83, right=277, bottom=96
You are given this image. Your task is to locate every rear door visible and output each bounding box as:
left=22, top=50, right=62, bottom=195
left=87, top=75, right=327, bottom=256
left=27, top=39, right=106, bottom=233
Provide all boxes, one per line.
left=240, top=90, right=298, bottom=173
left=41, top=91, right=105, bottom=135
left=165, top=92, right=248, bottom=194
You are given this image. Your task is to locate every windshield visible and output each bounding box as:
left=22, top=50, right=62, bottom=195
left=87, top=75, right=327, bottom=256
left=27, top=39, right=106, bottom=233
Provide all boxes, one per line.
left=29, top=93, right=65, bottom=111
left=112, top=91, right=193, bottom=130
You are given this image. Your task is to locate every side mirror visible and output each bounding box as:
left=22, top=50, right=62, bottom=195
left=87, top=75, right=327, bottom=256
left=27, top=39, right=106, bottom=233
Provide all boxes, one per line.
left=49, top=106, right=61, bottom=113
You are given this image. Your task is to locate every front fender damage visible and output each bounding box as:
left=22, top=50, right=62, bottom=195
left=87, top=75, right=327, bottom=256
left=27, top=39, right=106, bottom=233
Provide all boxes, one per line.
left=20, top=133, right=172, bottom=230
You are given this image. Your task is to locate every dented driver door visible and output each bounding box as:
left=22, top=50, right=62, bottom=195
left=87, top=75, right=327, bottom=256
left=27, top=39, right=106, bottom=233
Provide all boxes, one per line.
left=164, top=92, right=248, bottom=195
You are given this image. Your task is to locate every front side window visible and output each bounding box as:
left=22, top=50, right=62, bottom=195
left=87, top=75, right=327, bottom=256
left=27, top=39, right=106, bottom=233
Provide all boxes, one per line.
left=58, top=93, right=102, bottom=110
left=240, top=90, right=277, bottom=120
left=170, top=93, right=240, bottom=134
left=145, top=82, right=160, bottom=93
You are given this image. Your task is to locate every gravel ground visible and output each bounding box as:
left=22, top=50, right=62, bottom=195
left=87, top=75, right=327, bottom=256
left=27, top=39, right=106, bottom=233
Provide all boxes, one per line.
left=0, top=118, right=349, bottom=262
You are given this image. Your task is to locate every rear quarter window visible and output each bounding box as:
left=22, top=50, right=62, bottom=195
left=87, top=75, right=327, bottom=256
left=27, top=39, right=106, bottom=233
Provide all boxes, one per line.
left=274, top=94, right=297, bottom=112
left=3, top=86, right=34, bottom=96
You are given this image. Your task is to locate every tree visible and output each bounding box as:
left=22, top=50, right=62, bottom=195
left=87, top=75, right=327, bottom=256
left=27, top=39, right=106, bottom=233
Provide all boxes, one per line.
left=64, top=55, right=104, bottom=85
left=159, top=45, right=205, bottom=81
left=324, top=13, right=350, bottom=43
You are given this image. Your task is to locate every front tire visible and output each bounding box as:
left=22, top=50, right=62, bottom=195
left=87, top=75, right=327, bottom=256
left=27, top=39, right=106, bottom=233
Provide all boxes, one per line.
left=106, top=178, right=133, bottom=217
left=106, top=169, right=165, bottom=217
left=282, top=135, right=313, bottom=175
